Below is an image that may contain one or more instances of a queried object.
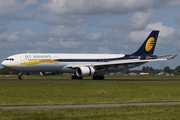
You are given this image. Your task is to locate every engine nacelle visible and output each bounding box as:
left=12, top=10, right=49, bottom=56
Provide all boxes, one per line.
left=76, top=66, right=95, bottom=77
left=40, top=72, right=58, bottom=76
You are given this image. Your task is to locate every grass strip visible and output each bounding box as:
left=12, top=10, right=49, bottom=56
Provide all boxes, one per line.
left=1, top=74, right=180, bottom=79
left=0, top=105, right=180, bottom=120
left=0, top=81, right=180, bottom=106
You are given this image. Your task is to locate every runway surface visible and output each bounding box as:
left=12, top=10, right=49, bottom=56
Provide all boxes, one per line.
left=1, top=79, right=180, bottom=82
left=1, top=102, right=180, bottom=110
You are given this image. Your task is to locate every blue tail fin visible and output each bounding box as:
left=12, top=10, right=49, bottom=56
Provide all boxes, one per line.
left=132, top=30, right=159, bottom=56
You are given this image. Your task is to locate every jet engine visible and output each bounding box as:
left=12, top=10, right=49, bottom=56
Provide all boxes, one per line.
left=40, top=72, right=58, bottom=76
left=76, top=66, right=95, bottom=77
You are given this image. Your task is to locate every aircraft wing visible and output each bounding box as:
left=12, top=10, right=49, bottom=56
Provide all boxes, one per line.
left=66, top=54, right=178, bottom=70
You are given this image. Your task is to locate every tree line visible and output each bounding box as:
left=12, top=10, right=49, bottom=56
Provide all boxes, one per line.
left=163, top=66, right=180, bottom=75
left=0, top=68, right=40, bottom=75
left=122, top=65, right=180, bottom=76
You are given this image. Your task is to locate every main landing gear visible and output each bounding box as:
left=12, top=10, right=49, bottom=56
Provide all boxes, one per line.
left=18, top=72, right=23, bottom=80
left=71, top=75, right=83, bottom=80
left=92, top=75, right=104, bottom=80
left=71, top=74, right=104, bottom=80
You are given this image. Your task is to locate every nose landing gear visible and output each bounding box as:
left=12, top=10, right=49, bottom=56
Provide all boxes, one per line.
left=18, top=72, right=23, bottom=80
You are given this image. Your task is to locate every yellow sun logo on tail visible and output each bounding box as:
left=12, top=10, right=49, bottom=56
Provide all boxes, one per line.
left=145, top=37, right=155, bottom=52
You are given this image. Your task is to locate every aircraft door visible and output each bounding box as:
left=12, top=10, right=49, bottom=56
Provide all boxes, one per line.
left=100, top=56, right=104, bottom=62
left=20, top=56, right=27, bottom=64
left=100, top=56, right=108, bottom=62
left=53, top=56, right=59, bottom=64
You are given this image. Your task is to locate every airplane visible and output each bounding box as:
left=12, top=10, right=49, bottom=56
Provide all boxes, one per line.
left=1, top=30, right=177, bottom=80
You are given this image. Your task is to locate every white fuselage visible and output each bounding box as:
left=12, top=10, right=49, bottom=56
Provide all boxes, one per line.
left=1, top=31, right=177, bottom=79
left=1, top=53, right=138, bottom=73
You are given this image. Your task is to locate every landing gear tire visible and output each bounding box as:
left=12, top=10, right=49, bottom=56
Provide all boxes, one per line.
left=93, top=75, right=104, bottom=80
left=18, top=72, right=23, bottom=80
left=100, top=76, right=104, bottom=80
left=71, top=75, right=83, bottom=80
left=18, top=75, right=23, bottom=80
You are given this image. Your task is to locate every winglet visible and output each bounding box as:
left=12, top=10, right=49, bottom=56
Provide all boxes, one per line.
left=167, top=54, right=178, bottom=60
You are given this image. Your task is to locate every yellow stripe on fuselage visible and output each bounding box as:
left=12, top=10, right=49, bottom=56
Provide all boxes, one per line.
left=20, top=60, right=60, bottom=65
left=5, top=60, right=60, bottom=69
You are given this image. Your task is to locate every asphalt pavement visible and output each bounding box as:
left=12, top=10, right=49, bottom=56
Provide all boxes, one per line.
left=1, top=102, right=180, bottom=110
left=0, top=79, right=180, bottom=82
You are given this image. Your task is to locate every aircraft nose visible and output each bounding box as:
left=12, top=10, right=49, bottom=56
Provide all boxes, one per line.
left=1, top=61, right=8, bottom=67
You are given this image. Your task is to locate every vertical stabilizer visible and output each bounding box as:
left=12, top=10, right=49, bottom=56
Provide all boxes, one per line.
left=133, top=30, right=159, bottom=55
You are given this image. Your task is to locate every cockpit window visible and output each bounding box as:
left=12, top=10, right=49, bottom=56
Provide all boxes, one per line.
left=6, top=58, right=14, bottom=61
